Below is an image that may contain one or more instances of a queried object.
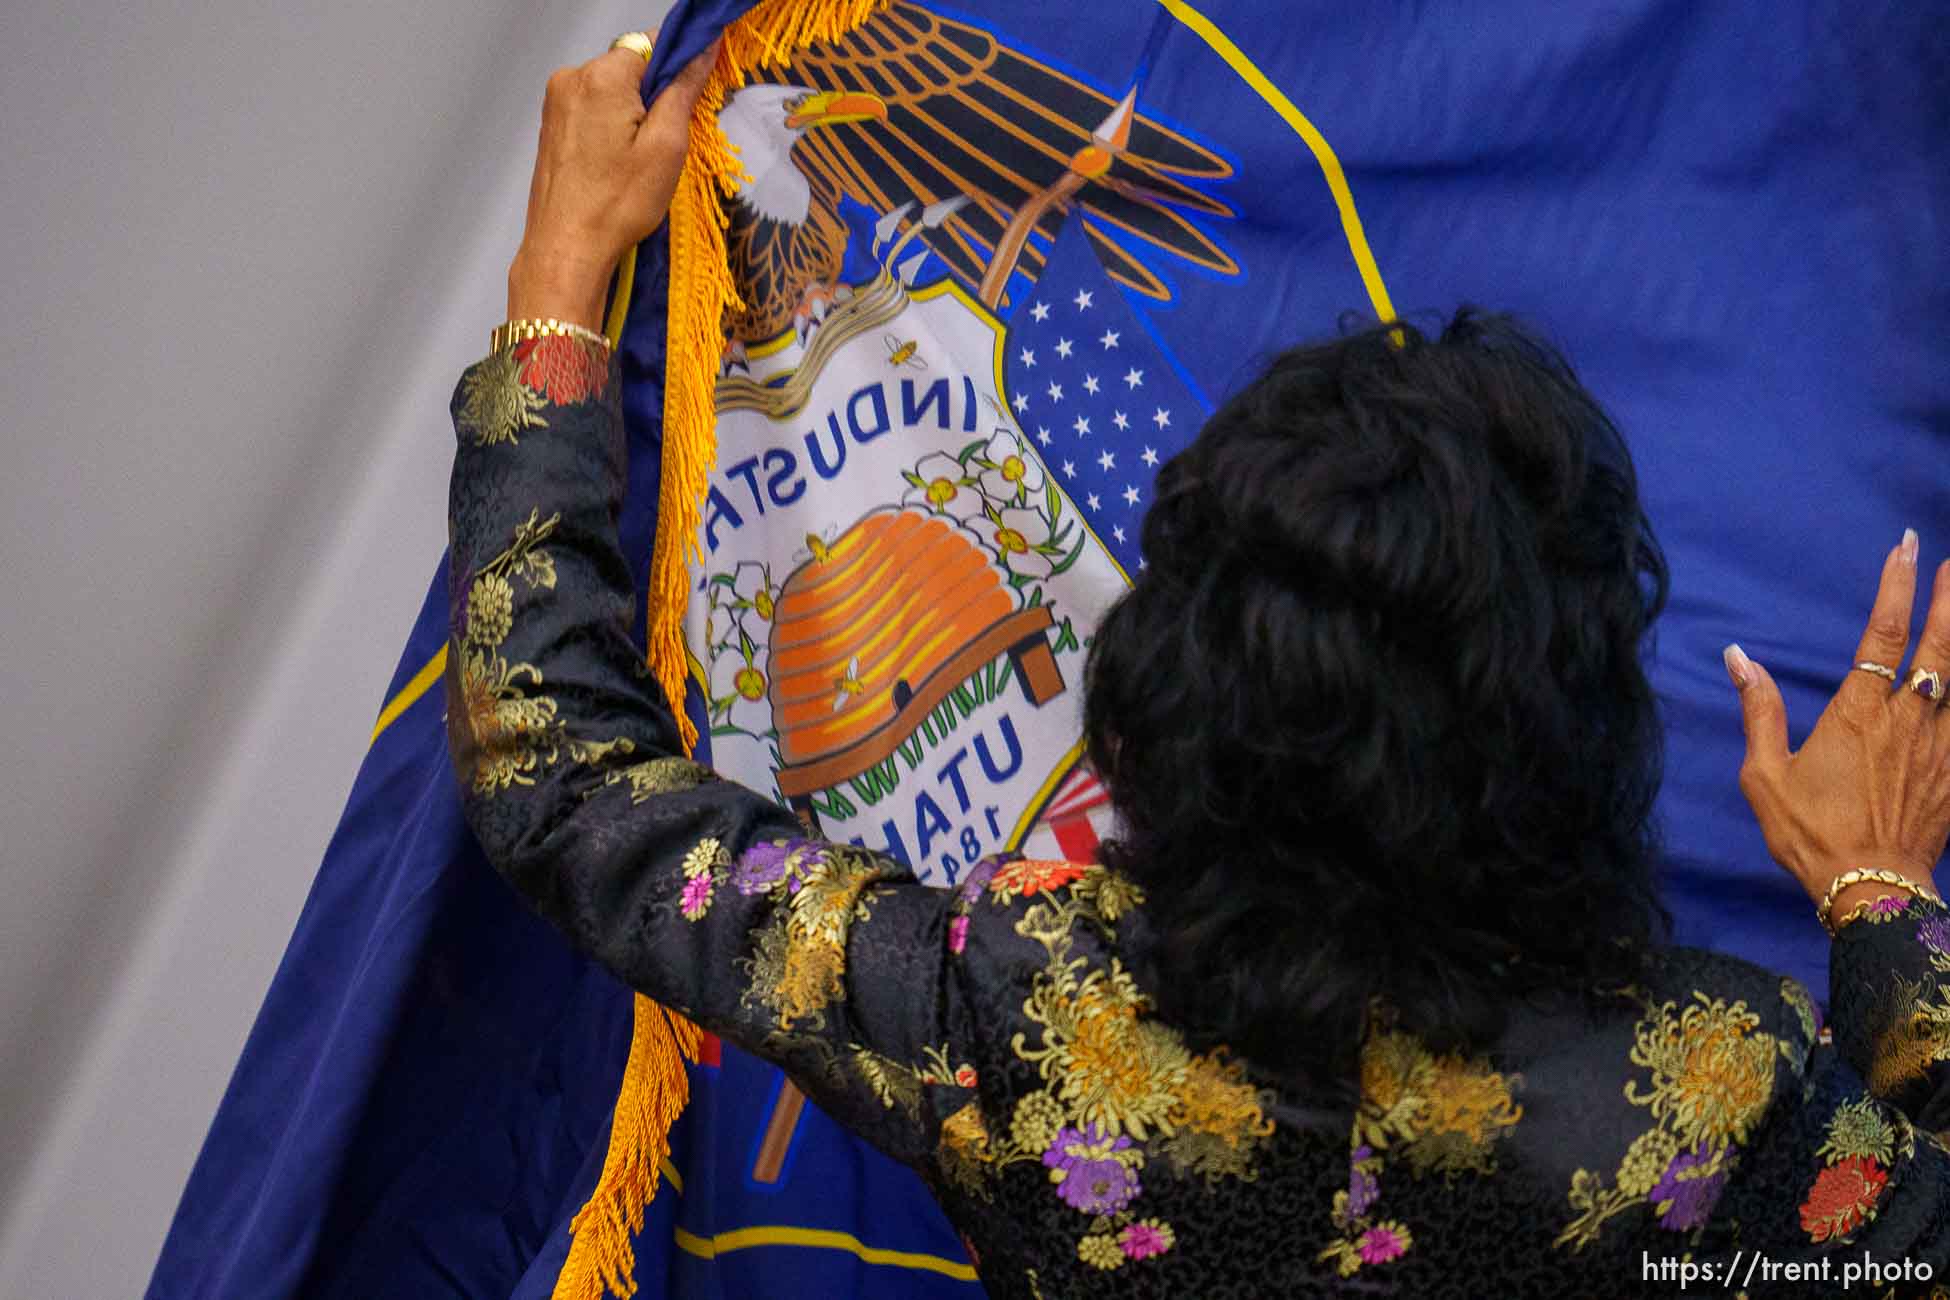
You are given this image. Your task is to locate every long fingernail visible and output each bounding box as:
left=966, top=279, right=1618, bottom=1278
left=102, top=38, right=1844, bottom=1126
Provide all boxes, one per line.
left=1723, top=643, right=1754, bottom=688
left=1901, top=528, right=1919, bottom=565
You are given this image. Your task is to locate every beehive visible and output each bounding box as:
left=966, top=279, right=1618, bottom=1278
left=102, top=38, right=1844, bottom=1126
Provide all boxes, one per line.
left=769, top=506, right=1063, bottom=798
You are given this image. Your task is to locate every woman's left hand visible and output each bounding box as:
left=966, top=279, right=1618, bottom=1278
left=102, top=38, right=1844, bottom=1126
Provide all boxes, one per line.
left=1727, top=532, right=1950, bottom=919
left=506, top=28, right=715, bottom=330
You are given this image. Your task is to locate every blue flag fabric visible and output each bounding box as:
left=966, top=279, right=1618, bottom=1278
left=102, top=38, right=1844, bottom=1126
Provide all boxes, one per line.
left=151, top=2, right=1946, bottom=1295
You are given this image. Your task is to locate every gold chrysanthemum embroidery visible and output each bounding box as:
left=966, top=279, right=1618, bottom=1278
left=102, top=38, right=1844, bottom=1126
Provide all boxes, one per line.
left=458, top=648, right=558, bottom=793
left=1817, top=1097, right=1906, bottom=1167
left=1354, top=1027, right=1438, bottom=1149
left=1626, top=994, right=1778, bottom=1149
left=1163, top=1049, right=1273, bottom=1180
left=467, top=573, right=514, bottom=647
left=1405, top=1055, right=1523, bottom=1179
left=742, top=850, right=886, bottom=1028
left=1782, top=978, right=1819, bottom=1054
left=1077, top=1234, right=1124, bottom=1271
left=1011, top=1090, right=1066, bottom=1154
left=937, top=1101, right=996, bottom=1198
left=852, top=1047, right=922, bottom=1115
left=1016, top=959, right=1189, bottom=1139
left=1865, top=975, right=1950, bottom=1095
left=1617, top=1127, right=1681, bottom=1197
left=604, top=757, right=711, bottom=803
left=941, top=1102, right=992, bottom=1159
left=457, top=348, right=546, bottom=446
left=1073, top=867, right=1144, bottom=923
left=682, top=837, right=728, bottom=879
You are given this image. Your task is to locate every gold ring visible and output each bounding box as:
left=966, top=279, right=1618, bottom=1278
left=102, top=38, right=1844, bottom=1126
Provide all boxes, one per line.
left=1853, top=661, right=1899, bottom=682
left=1908, top=667, right=1946, bottom=704
left=609, top=31, right=655, bottom=62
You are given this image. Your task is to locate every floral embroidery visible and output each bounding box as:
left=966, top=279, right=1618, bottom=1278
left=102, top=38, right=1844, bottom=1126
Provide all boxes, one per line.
left=1864, top=972, right=1950, bottom=1096
left=677, top=837, right=729, bottom=920
left=456, top=348, right=547, bottom=446
left=456, top=510, right=633, bottom=793
left=1356, top=1222, right=1412, bottom=1265
left=1353, top=1020, right=1522, bottom=1178
left=988, top=858, right=1089, bottom=904
left=604, top=756, right=712, bottom=803
left=512, top=334, right=608, bottom=405
left=679, top=872, right=714, bottom=920
left=1648, top=1144, right=1727, bottom=1231
left=1162, top=1048, right=1275, bottom=1181
left=1071, top=865, right=1143, bottom=922
left=717, top=839, right=895, bottom=1027
left=1817, top=1096, right=1910, bottom=1167
left=1322, top=1021, right=1516, bottom=1276
left=1117, top=1218, right=1174, bottom=1260
left=949, top=914, right=971, bottom=954
left=1044, top=1123, right=1142, bottom=1212
left=1798, top=1096, right=1912, bottom=1244
left=1015, top=950, right=1190, bottom=1139
left=923, top=879, right=1244, bottom=1274
left=1781, top=978, right=1820, bottom=1058
left=1801, top=1155, right=1888, bottom=1242
left=1319, top=1145, right=1398, bottom=1277
left=1916, top=914, right=1950, bottom=959
left=1557, top=993, right=1778, bottom=1251
left=1076, top=1233, right=1125, bottom=1271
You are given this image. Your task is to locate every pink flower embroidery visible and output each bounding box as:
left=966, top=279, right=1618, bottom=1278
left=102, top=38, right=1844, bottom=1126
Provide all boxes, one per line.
left=1117, top=1219, right=1174, bottom=1260
left=1356, top=1224, right=1409, bottom=1265
left=680, top=871, right=714, bottom=920
left=1870, top=895, right=1909, bottom=918
left=949, top=914, right=970, bottom=954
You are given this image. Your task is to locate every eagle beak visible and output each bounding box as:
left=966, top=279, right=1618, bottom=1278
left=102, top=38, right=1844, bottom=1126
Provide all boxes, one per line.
left=784, top=90, right=888, bottom=130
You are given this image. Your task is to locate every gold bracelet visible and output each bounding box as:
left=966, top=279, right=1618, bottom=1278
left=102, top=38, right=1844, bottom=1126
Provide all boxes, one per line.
left=1817, top=868, right=1943, bottom=936
left=490, top=317, right=611, bottom=357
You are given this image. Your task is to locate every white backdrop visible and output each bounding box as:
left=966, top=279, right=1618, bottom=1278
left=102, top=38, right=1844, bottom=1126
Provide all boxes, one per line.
left=0, top=2, right=674, bottom=1293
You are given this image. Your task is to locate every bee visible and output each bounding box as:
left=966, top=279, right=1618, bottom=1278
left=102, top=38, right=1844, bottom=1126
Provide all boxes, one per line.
left=883, top=334, right=927, bottom=370
left=796, top=526, right=838, bottom=565
left=831, top=655, right=865, bottom=713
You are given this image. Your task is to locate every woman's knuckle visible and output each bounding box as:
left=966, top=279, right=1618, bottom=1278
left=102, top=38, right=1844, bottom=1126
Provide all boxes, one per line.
left=1867, top=614, right=1907, bottom=646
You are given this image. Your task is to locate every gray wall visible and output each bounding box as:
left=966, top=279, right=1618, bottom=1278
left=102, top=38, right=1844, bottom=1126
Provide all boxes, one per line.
left=0, top=2, right=673, bottom=1293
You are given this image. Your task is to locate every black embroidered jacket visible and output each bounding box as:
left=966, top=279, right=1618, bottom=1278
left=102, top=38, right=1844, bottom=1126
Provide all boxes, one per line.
left=446, top=340, right=1950, bottom=1298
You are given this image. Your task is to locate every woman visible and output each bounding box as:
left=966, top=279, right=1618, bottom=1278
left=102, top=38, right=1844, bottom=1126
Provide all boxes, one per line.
left=447, top=36, right=1950, bottom=1296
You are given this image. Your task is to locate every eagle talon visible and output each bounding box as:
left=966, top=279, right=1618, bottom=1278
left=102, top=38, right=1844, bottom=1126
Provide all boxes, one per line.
left=793, top=282, right=842, bottom=341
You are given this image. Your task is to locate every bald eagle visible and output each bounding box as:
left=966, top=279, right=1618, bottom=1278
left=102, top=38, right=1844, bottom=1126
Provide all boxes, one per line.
left=716, top=1, right=1238, bottom=344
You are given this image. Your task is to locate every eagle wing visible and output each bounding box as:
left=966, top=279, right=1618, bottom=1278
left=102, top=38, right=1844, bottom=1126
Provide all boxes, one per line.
left=745, top=1, right=1236, bottom=330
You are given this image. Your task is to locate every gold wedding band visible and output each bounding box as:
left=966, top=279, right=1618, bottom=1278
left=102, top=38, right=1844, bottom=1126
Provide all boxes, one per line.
left=1853, top=661, right=1899, bottom=682
left=609, top=31, right=655, bottom=62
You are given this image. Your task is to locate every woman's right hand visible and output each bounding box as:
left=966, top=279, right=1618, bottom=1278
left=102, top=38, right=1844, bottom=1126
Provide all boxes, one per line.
left=1726, top=530, right=1950, bottom=921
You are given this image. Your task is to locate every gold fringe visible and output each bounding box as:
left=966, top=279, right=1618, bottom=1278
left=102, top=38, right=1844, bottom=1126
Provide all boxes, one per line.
left=554, top=4, right=892, bottom=1298
left=648, top=0, right=893, bottom=754
left=552, top=1003, right=704, bottom=1300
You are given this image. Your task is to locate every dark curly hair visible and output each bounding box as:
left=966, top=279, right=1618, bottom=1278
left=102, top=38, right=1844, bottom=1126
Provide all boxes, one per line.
left=1084, top=309, right=1670, bottom=1095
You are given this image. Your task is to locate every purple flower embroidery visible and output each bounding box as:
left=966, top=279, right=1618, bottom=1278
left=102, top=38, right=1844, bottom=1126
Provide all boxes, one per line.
left=1651, top=1144, right=1726, bottom=1231
left=1870, top=894, right=1910, bottom=918
left=734, top=838, right=812, bottom=895
left=1346, top=1145, right=1379, bottom=1218
left=1916, top=915, right=1950, bottom=956
left=957, top=856, right=1003, bottom=904
left=1042, top=1124, right=1139, bottom=1214
left=948, top=914, right=971, bottom=955
left=679, top=871, right=714, bottom=920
